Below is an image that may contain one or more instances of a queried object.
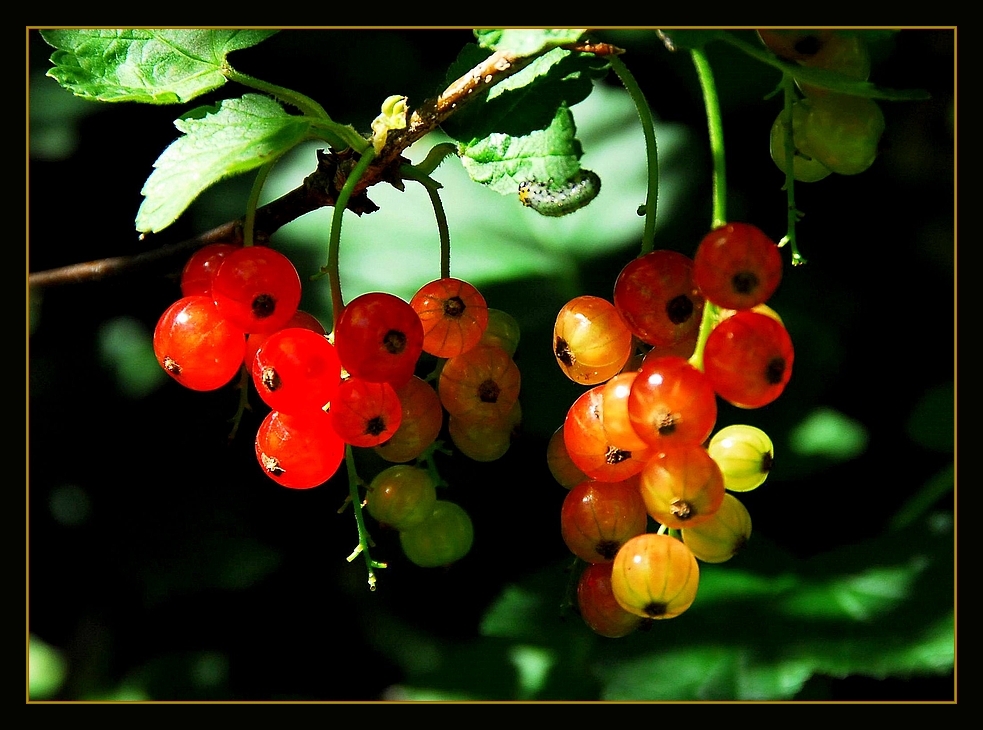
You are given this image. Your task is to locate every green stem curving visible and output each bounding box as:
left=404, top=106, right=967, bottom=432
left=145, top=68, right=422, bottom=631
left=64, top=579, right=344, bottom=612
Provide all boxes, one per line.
left=343, top=445, right=386, bottom=591
left=322, top=149, right=378, bottom=331
left=607, top=54, right=660, bottom=256
left=691, top=48, right=727, bottom=229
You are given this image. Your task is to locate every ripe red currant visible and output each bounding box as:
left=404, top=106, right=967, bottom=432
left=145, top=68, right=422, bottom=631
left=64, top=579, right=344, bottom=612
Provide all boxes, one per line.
left=638, top=443, right=726, bottom=530
left=560, top=477, right=649, bottom=563
left=329, top=377, right=403, bottom=447
left=627, top=355, right=717, bottom=448
left=211, top=245, right=303, bottom=334
left=153, top=295, right=246, bottom=392
left=334, top=292, right=425, bottom=388
left=613, top=250, right=705, bottom=348
left=411, top=277, right=489, bottom=359
left=251, top=327, right=341, bottom=414
left=693, top=223, right=783, bottom=311
left=180, top=242, right=240, bottom=298
left=254, top=409, right=345, bottom=490
left=703, top=311, right=794, bottom=409
left=577, top=561, right=644, bottom=638
left=374, top=376, right=444, bottom=464
left=438, top=344, right=520, bottom=423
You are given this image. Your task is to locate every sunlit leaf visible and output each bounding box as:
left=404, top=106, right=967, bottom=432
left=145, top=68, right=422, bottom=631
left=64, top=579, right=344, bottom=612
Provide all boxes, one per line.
left=40, top=29, right=278, bottom=104
left=136, top=94, right=313, bottom=233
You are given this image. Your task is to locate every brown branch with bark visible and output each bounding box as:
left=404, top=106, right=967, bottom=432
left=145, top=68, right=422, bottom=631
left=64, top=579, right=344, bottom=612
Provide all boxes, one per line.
left=28, top=39, right=620, bottom=289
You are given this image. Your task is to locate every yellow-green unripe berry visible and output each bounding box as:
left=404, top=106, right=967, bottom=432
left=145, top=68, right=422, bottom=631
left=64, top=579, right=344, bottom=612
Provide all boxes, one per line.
left=707, top=424, right=774, bottom=492
left=366, top=465, right=437, bottom=531
left=399, top=500, right=474, bottom=568
left=769, top=101, right=833, bottom=183
left=681, top=493, right=752, bottom=563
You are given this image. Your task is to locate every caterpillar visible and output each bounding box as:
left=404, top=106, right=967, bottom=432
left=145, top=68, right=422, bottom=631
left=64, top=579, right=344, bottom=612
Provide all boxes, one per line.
left=518, top=169, right=601, bottom=217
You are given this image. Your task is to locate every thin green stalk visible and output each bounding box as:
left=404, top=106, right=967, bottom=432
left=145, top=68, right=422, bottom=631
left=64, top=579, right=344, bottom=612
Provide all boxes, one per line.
left=691, top=48, right=727, bottom=229
left=242, top=160, right=276, bottom=247
left=779, top=74, right=808, bottom=266
left=322, top=149, right=377, bottom=330
left=400, top=163, right=451, bottom=279
left=607, top=54, right=660, bottom=256
left=343, top=445, right=386, bottom=591
left=687, top=47, right=728, bottom=374
left=225, top=67, right=331, bottom=120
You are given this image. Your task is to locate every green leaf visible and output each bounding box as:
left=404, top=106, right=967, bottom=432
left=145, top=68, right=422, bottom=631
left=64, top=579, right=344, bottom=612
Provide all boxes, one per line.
left=460, top=103, right=584, bottom=195
left=136, top=93, right=314, bottom=233
left=474, top=29, right=586, bottom=57
left=40, top=29, right=278, bottom=104
left=442, top=45, right=608, bottom=195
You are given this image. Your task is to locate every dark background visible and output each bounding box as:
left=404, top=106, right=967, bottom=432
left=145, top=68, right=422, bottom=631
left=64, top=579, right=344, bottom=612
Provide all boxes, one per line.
left=28, top=29, right=955, bottom=701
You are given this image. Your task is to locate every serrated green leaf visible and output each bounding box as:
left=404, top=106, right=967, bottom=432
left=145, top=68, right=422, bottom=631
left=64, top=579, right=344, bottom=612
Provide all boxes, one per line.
left=40, top=29, right=278, bottom=104
left=460, top=103, right=583, bottom=195
left=474, top=29, right=586, bottom=57
left=136, top=93, right=313, bottom=233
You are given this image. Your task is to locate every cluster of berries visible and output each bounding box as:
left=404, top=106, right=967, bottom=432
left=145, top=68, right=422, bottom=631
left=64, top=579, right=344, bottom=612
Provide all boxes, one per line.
left=547, top=222, right=792, bottom=637
left=759, top=29, right=886, bottom=180
left=152, top=242, right=522, bottom=567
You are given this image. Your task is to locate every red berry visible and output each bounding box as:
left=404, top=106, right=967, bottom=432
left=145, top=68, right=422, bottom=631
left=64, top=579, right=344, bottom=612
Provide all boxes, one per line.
left=560, top=477, right=649, bottom=563
left=153, top=295, right=246, bottom=392
left=329, top=377, right=403, bottom=447
left=212, top=246, right=303, bottom=333
left=255, top=409, right=345, bottom=489
left=334, top=292, right=424, bottom=388
left=577, top=561, right=644, bottom=638
left=627, top=355, right=717, bottom=447
left=693, top=223, right=783, bottom=310
left=180, top=242, right=240, bottom=298
left=411, top=277, right=489, bottom=359
left=638, top=444, right=726, bottom=530
left=374, top=376, right=445, bottom=464
left=243, top=309, right=326, bottom=368
left=613, top=250, right=705, bottom=347
left=438, top=344, right=520, bottom=423
left=251, top=327, right=341, bottom=415
left=703, top=310, right=794, bottom=409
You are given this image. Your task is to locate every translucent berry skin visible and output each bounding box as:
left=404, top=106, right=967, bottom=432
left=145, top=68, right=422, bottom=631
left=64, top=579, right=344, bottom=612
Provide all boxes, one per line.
left=448, top=401, right=521, bottom=462
left=211, top=246, right=303, bottom=334
left=611, top=533, right=700, bottom=620
left=251, top=327, right=341, bottom=414
left=770, top=103, right=833, bottom=183
left=613, top=250, right=705, bottom=348
left=564, top=385, right=651, bottom=482
left=693, top=223, right=783, bottom=311
left=703, top=311, right=794, bottom=409
left=153, top=295, right=247, bottom=392
left=479, top=308, right=521, bottom=357
left=334, top=292, right=424, bottom=388
left=628, top=355, right=717, bottom=448
left=399, top=500, right=474, bottom=568
left=577, top=561, right=643, bottom=638
left=638, top=444, right=726, bottom=530
left=374, top=376, right=444, bottom=464
left=329, top=377, right=402, bottom=447
left=180, top=242, right=240, bottom=298
left=254, top=409, right=345, bottom=490
left=366, top=464, right=438, bottom=531
left=439, top=344, right=520, bottom=423
left=797, top=93, right=885, bottom=176
left=411, top=277, right=489, bottom=359
left=244, top=309, right=325, bottom=368
left=561, top=477, right=649, bottom=563
left=547, top=426, right=589, bottom=489
left=601, top=371, right=650, bottom=452
left=553, top=295, right=633, bottom=385
left=707, top=424, right=775, bottom=492
left=681, top=493, right=752, bottom=563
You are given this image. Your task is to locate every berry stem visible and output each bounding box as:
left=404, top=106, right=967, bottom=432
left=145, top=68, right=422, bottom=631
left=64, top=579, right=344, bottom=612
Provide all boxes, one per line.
left=690, top=48, right=727, bottom=229
left=322, top=148, right=378, bottom=330
left=343, top=445, right=387, bottom=591
left=606, top=54, right=660, bottom=256
left=401, top=164, right=452, bottom=279
left=224, top=66, right=331, bottom=121
left=243, top=161, right=275, bottom=248
left=778, top=74, right=809, bottom=267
